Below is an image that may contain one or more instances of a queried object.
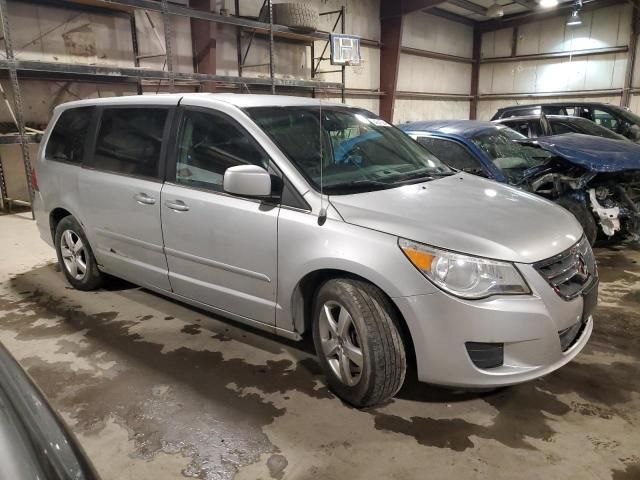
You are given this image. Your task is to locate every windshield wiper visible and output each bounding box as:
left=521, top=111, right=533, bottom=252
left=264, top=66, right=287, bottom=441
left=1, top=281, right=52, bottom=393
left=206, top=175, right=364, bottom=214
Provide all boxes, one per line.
left=389, top=170, right=455, bottom=184
left=324, top=179, right=393, bottom=193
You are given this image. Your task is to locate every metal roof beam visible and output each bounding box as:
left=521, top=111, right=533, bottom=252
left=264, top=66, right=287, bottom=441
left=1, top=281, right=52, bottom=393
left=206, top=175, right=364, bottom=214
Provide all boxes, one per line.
left=448, top=0, right=488, bottom=15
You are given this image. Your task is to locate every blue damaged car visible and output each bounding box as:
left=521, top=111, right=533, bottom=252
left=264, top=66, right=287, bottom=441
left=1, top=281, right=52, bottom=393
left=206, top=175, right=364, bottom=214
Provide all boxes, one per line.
left=399, top=120, right=640, bottom=245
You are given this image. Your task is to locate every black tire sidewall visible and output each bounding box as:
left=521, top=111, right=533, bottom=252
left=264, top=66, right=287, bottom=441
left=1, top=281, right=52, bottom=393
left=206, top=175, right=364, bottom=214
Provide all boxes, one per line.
left=312, top=280, right=378, bottom=405
left=54, top=216, right=102, bottom=290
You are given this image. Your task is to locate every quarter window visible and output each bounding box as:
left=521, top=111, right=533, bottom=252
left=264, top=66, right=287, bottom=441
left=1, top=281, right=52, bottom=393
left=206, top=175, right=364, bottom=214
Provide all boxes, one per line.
left=174, top=109, right=268, bottom=192
left=417, top=137, right=483, bottom=172
left=45, top=107, right=94, bottom=164
left=93, top=107, right=168, bottom=179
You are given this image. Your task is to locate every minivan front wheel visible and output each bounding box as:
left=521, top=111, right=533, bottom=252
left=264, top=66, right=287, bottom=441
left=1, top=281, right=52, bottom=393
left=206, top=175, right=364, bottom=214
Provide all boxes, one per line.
left=55, top=216, right=103, bottom=291
left=312, top=278, right=406, bottom=407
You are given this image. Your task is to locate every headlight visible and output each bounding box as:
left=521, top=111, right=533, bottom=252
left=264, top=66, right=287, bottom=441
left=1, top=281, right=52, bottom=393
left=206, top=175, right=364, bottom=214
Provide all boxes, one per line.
left=399, top=238, right=530, bottom=299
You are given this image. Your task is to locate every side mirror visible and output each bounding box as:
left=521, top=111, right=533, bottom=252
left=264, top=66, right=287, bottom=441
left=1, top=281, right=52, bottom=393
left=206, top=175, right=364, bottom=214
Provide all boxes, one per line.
left=223, top=165, right=272, bottom=197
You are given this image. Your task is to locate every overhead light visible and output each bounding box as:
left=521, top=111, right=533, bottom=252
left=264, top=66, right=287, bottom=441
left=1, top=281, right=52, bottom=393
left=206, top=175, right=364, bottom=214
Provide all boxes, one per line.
left=567, top=9, right=582, bottom=26
left=487, top=3, right=505, bottom=18
left=539, top=0, right=558, bottom=7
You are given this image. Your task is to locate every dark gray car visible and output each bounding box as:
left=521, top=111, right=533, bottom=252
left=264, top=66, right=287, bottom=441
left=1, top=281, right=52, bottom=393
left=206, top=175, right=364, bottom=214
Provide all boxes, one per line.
left=494, top=114, right=629, bottom=141
left=0, top=342, right=98, bottom=479
left=491, top=102, right=640, bottom=141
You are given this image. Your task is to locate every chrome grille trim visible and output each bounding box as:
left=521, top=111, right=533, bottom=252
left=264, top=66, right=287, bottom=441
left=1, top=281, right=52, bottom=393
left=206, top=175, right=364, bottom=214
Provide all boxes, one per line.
left=534, top=237, right=597, bottom=300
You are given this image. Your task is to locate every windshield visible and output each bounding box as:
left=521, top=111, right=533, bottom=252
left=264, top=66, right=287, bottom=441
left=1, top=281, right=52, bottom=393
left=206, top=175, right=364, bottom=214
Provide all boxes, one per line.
left=246, top=106, right=451, bottom=194
left=566, top=117, right=628, bottom=140
left=471, top=127, right=552, bottom=183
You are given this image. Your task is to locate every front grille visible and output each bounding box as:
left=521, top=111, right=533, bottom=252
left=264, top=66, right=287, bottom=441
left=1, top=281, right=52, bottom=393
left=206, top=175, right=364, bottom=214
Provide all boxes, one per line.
left=465, top=342, right=504, bottom=369
left=534, top=237, right=597, bottom=300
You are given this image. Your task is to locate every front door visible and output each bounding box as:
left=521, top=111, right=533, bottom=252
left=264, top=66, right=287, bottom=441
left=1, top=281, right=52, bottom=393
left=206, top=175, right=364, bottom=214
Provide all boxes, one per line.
left=80, top=105, right=174, bottom=290
left=161, top=107, right=279, bottom=325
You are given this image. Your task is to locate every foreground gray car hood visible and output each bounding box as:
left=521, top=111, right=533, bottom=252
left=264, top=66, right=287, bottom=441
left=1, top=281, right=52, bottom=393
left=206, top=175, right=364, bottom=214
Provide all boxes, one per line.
left=329, top=173, right=582, bottom=263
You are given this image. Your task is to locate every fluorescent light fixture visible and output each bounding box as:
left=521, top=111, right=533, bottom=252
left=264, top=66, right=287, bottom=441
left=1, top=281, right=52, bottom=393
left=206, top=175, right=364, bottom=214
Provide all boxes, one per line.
left=487, top=3, right=504, bottom=18
left=567, top=9, right=582, bottom=26
left=539, top=0, right=558, bottom=7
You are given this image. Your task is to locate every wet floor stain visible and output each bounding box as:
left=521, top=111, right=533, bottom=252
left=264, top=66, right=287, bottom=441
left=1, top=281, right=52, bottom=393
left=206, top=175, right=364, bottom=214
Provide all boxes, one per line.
left=611, top=462, right=640, bottom=480
left=266, top=454, right=288, bottom=480
left=0, top=268, right=331, bottom=480
left=181, top=324, right=202, bottom=335
left=0, top=242, right=639, bottom=479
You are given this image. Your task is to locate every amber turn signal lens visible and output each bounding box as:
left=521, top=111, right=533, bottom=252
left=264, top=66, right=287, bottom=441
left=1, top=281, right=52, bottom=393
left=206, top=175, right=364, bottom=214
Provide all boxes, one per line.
left=402, top=247, right=434, bottom=271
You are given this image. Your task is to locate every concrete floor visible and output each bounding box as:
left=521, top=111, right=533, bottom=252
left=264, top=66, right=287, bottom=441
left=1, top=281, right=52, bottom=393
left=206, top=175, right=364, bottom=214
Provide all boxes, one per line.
left=0, top=211, right=639, bottom=480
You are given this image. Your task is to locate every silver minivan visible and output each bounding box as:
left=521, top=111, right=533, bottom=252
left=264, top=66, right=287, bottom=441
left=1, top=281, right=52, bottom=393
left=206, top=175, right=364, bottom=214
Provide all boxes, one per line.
left=33, top=94, right=597, bottom=406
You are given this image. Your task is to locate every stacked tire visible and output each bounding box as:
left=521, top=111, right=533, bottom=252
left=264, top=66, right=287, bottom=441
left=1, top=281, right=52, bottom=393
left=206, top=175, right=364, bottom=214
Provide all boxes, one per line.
left=259, top=3, right=320, bottom=32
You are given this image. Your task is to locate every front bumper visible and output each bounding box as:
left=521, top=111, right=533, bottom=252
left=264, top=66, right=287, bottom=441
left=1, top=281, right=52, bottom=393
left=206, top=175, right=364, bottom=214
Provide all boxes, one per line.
left=393, top=262, right=594, bottom=388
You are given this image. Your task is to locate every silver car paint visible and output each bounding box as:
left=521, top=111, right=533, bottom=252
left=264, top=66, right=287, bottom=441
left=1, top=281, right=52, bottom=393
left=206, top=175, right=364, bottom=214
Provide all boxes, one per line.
left=34, top=93, right=593, bottom=388
left=80, top=169, right=171, bottom=291
left=330, top=173, right=583, bottom=263
left=161, top=182, right=279, bottom=325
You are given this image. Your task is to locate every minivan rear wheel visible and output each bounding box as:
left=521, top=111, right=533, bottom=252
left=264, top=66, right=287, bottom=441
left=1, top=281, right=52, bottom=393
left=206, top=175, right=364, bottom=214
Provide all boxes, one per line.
left=54, top=216, right=103, bottom=291
left=312, top=278, right=406, bottom=407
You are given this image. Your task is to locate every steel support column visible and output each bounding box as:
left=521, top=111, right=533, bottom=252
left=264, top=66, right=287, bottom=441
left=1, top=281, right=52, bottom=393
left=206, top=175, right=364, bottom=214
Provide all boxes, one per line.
left=622, top=4, right=639, bottom=108
left=190, top=0, right=217, bottom=92
left=469, top=27, right=481, bottom=120
left=161, top=0, right=174, bottom=92
left=379, top=2, right=403, bottom=122
left=0, top=0, right=33, bottom=214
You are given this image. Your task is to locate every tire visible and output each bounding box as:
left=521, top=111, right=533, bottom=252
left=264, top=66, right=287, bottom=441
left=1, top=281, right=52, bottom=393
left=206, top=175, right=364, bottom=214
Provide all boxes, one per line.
left=312, top=278, right=406, bottom=407
left=260, top=3, right=319, bottom=32
left=555, top=196, right=598, bottom=246
left=54, top=215, right=103, bottom=291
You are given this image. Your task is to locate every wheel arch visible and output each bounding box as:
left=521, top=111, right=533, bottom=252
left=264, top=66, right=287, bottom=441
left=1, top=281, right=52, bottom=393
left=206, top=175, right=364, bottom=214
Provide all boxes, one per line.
left=291, top=268, right=416, bottom=369
left=49, top=207, right=74, bottom=243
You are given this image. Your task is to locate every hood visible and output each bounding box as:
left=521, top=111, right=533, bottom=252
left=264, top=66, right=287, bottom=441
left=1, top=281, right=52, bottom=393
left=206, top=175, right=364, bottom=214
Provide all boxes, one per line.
left=330, top=173, right=583, bottom=263
left=528, top=133, right=640, bottom=172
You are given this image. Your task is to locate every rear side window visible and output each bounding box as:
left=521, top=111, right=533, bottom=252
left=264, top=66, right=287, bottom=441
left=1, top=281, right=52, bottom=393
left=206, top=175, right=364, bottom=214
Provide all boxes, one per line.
left=45, top=107, right=94, bottom=164
left=93, top=107, right=168, bottom=179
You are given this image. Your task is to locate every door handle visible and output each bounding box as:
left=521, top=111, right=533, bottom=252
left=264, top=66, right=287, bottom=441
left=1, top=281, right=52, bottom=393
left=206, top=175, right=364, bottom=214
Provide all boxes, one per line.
left=165, top=200, right=189, bottom=212
left=134, top=193, right=156, bottom=205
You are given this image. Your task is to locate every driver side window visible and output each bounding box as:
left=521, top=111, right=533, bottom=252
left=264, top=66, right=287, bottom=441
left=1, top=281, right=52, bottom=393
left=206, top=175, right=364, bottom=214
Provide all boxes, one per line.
left=175, top=109, right=268, bottom=192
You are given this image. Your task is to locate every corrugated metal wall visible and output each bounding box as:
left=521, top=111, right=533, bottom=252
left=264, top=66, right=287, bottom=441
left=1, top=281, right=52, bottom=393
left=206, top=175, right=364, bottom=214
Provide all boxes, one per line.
left=394, top=11, right=473, bottom=123
left=477, top=3, right=633, bottom=120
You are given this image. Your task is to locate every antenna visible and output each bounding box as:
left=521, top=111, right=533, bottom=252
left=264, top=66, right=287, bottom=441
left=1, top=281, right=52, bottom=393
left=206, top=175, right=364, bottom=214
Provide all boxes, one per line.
left=318, top=94, right=327, bottom=225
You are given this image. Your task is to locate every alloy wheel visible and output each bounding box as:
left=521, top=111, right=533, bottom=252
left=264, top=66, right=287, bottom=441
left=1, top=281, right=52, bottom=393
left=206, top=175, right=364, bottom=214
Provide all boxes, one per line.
left=60, top=229, right=87, bottom=281
left=318, top=300, right=364, bottom=386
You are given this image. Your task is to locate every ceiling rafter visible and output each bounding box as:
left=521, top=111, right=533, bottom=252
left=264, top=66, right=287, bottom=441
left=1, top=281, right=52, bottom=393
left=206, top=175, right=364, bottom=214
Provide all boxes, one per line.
left=478, top=0, right=626, bottom=31
left=400, top=0, right=449, bottom=15
left=447, top=0, right=488, bottom=15
left=428, top=7, right=477, bottom=24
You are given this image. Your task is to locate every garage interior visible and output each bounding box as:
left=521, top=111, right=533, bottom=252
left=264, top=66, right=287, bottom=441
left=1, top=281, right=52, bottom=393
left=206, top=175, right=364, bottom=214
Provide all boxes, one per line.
left=0, top=0, right=640, bottom=479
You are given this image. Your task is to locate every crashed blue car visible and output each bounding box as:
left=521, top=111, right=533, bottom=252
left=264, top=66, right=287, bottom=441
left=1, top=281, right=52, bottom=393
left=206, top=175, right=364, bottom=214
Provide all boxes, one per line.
left=399, top=120, right=640, bottom=244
